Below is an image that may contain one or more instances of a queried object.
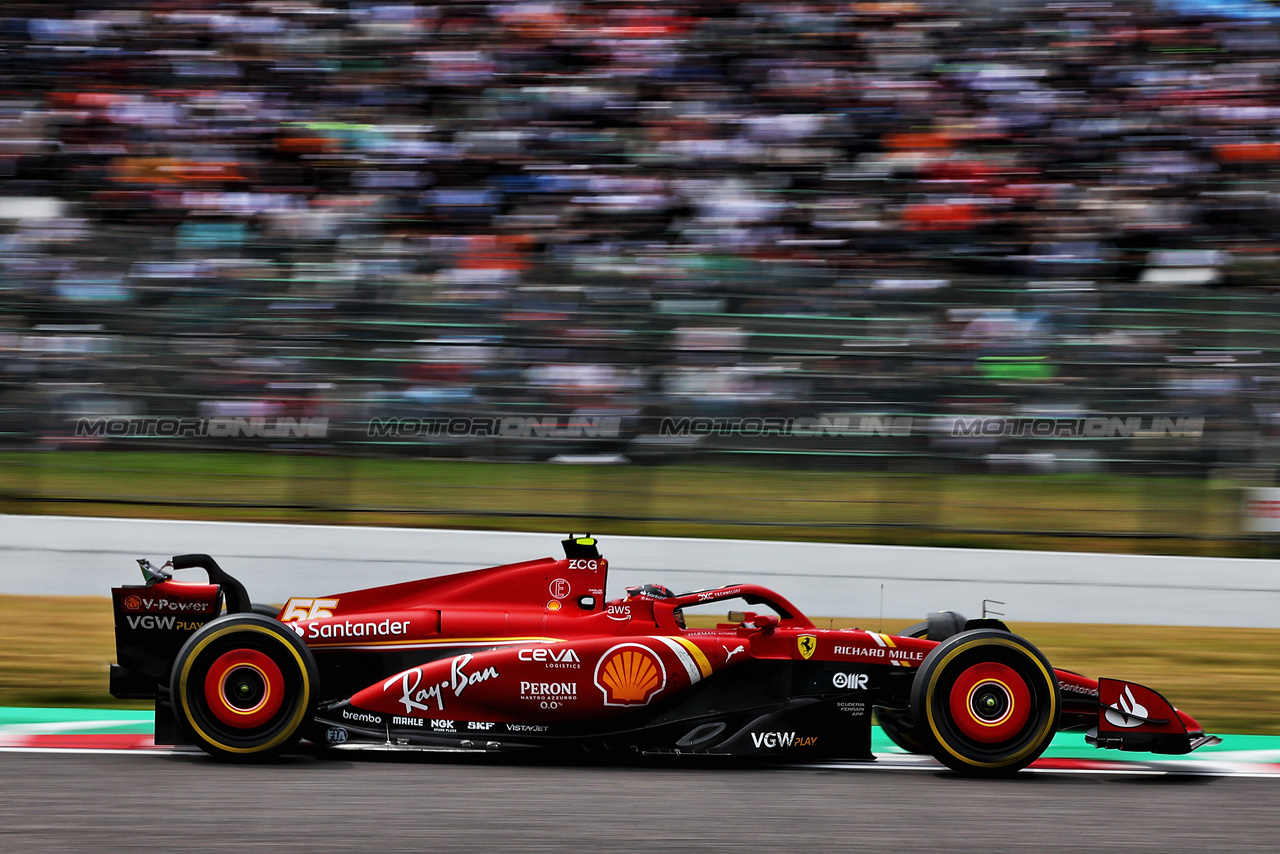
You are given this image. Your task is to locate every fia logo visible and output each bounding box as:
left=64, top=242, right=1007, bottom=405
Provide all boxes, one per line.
left=797, top=635, right=817, bottom=660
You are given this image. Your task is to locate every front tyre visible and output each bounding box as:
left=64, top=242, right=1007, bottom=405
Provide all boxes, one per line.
left=170, top=613, right=318, bottom=760
left=910, top=629, right=1059, bottom=776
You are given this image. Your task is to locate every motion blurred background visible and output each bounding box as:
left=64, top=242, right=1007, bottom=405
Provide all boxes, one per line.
left=4, top=0, right=1280, bottom=555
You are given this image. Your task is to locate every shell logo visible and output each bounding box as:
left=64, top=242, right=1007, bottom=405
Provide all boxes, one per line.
left=123, top=595, right=143, bottom=611
left=594, top=643, right=667, bottom=707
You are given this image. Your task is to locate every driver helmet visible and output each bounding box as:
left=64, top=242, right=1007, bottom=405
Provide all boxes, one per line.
left=625, top=583, right=675, bottom=600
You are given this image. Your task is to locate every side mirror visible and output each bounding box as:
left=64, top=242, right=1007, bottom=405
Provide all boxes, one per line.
left=752, top=614, right=779, bottom=630
left=727, top=610, right=755, bottom=624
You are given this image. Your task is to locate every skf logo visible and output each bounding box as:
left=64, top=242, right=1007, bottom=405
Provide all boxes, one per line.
left=123, top=595, right=142, bottom=611
left=595, top=643, right=666, bottom=707
left=797, top=635, right=817, bottom=660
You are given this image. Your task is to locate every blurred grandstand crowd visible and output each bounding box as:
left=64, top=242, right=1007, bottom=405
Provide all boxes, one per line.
left=2, top=0, right=1280, bottom=471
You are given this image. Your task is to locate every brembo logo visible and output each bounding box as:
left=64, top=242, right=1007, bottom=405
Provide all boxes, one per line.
left=342, top=709, right=382, bottom=725
left=1105, top=684, right=1149, bottom=729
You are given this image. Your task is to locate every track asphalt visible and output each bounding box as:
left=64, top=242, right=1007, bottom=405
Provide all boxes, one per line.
left=2, top=707, right=1278, bottom=776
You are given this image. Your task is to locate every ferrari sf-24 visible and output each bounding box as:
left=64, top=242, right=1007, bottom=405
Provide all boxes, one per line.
left=109, top=536, right=1220, bottom=775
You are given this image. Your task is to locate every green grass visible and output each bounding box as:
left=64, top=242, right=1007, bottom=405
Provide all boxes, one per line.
left=5, top=594, right=1276, bottom=734
left=0, top=450, right=1256, bottom=555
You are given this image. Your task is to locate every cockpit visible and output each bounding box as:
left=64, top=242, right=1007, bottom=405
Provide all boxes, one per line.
left=622, top=582, right=812, bottom=632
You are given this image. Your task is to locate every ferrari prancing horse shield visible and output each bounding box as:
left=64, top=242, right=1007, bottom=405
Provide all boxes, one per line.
left=797, top=634, right=817, bottom=659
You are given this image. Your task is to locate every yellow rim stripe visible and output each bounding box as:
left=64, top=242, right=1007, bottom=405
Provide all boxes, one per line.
left=965, top=678, right=1015, bottom=727
left=214, top=660, right=271, bottom=717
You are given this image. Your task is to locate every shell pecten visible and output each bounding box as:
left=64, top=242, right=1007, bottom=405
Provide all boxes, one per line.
left=600, top=648, right=661, bottom=703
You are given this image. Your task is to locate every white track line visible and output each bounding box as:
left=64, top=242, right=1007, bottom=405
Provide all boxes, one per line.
left=1, top=720, right=153, bottom=734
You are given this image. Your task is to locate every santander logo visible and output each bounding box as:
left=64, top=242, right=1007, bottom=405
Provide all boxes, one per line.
left=1104, top=684, right=1148, bottom=728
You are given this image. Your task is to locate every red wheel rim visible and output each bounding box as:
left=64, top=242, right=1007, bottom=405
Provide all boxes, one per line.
left=948, top=661, right=1031, bottom=743
left=204, top=649, right=285, bottom=729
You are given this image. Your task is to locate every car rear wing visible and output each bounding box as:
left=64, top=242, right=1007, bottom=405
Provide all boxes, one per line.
left=1085, top=678, right=1221, bottom=755
left=109, top=554, right=251, bottom=699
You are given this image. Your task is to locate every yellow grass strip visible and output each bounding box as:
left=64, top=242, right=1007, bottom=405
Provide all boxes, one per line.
left=4, top=596, right=1274, bottom=734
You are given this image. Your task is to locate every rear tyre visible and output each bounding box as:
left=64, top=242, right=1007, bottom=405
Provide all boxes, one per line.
left=910, top=629, right=1059, bottom=776
left=170, top=613, right=317, bottom=760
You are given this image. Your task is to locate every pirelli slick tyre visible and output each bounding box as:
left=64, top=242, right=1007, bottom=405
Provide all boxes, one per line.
left=910, top=629, right=1060, bottom=777
left=170, top=613, right=318, bottom=761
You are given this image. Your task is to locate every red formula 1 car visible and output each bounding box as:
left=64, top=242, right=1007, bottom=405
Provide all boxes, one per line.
left=109, top=536, right=1220, bottom=775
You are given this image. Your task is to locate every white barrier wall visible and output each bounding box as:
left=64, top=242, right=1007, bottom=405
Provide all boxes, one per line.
left=1, top=514, right=1276, bottom=628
